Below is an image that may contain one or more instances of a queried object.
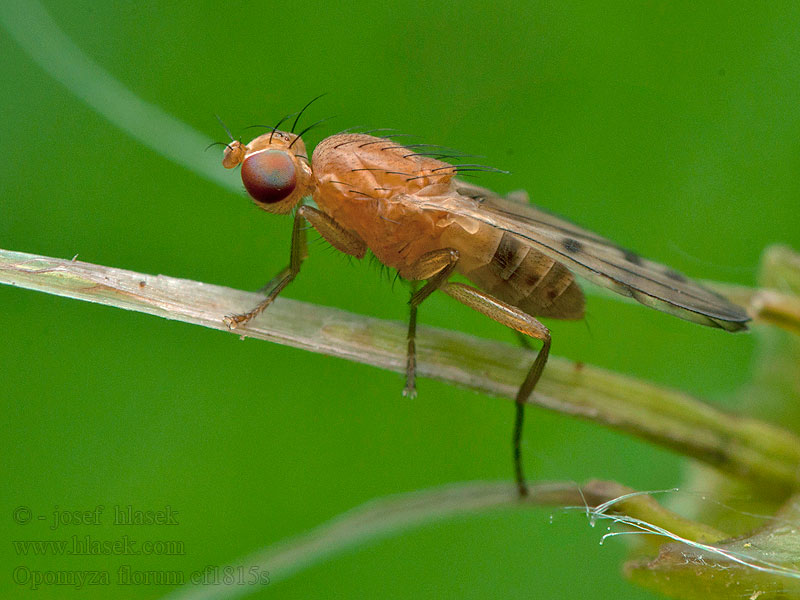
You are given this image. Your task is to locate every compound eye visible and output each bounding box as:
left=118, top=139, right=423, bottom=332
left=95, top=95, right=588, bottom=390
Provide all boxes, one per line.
left=240, top=150, right=297, bottom=204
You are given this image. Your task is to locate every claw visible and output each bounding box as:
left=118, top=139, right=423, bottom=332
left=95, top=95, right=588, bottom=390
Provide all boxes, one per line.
left=402, top=385, right=417, bottom=399
left=223, top=314, right=246, bottom=330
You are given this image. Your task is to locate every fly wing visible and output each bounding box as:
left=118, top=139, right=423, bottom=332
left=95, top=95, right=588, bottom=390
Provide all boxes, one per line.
left=419, top=181, right=749, bottom=332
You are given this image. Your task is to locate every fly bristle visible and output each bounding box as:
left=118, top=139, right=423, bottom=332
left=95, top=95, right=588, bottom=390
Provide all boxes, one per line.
left=289, top=116, right=336, bottom=148
left=268, top=112, right=295, bottom=143
left=205, top=141, right=232, bottom=152
left=382, top=133, right=419, bottom=140
left=359, top=127, right=400, bottom=135
left=214, top=114, right=235, bottom=141
left=291, top=93, right=327, bottom=133
left=367, top=252, right=396, bottom=282
left=432, top=163, right=509, bottom=174
left=333, top=124, right=367, bottom=135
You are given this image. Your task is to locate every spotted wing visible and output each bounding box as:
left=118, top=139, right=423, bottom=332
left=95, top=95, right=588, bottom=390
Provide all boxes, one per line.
left=421, top=181, right=749, bottom=331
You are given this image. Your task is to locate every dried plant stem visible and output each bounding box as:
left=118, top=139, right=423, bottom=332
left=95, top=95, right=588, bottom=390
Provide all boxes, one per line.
left=2, top=248, right=799, bottom=496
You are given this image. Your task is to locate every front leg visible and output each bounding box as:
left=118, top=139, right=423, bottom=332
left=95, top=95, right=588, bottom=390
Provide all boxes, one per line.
left=224, top=205, right=366, bottom=329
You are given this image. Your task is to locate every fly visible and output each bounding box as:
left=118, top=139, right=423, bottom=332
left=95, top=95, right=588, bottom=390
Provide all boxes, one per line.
left=218, top=110, right=749, bottom=496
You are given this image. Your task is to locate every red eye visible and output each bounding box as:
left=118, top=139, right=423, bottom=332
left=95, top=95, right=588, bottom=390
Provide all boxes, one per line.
left=240, top=150, right=297, bottom=204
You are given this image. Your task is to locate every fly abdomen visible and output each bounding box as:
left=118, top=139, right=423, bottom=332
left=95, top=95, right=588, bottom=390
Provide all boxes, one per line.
left=463, top=232, right=585, bottom=320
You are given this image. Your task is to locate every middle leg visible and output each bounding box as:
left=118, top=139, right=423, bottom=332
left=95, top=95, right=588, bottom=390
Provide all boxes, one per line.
left=398, top=249, right=550, bottom=495
left=402, top=248, right=461, bottom=398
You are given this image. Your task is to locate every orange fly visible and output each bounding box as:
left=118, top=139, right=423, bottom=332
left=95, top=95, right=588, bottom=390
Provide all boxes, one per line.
left=219, top=106, right=749, bottom=496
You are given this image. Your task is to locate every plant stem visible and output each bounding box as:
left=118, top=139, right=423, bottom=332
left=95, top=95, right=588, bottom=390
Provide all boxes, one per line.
left=2, top=247, right=799, bottom=495
left=159, top=480, right=728, bottom=600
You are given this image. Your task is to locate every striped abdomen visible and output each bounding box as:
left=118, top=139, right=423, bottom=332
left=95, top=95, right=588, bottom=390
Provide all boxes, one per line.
left=443, top=224, right=585, bottom=320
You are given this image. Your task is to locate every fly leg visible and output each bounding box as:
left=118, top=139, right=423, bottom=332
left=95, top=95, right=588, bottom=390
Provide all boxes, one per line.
left=401, top=249, right=460, bottom=398
left=441, top=282, right=551, bottom=498
left=224, top=205, right=366, bottom=329
left=401, top=249, right=547, bottom=495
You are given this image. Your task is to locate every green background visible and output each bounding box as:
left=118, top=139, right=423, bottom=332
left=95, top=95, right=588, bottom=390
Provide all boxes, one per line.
left=2, top=2, right=798, bottom=598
